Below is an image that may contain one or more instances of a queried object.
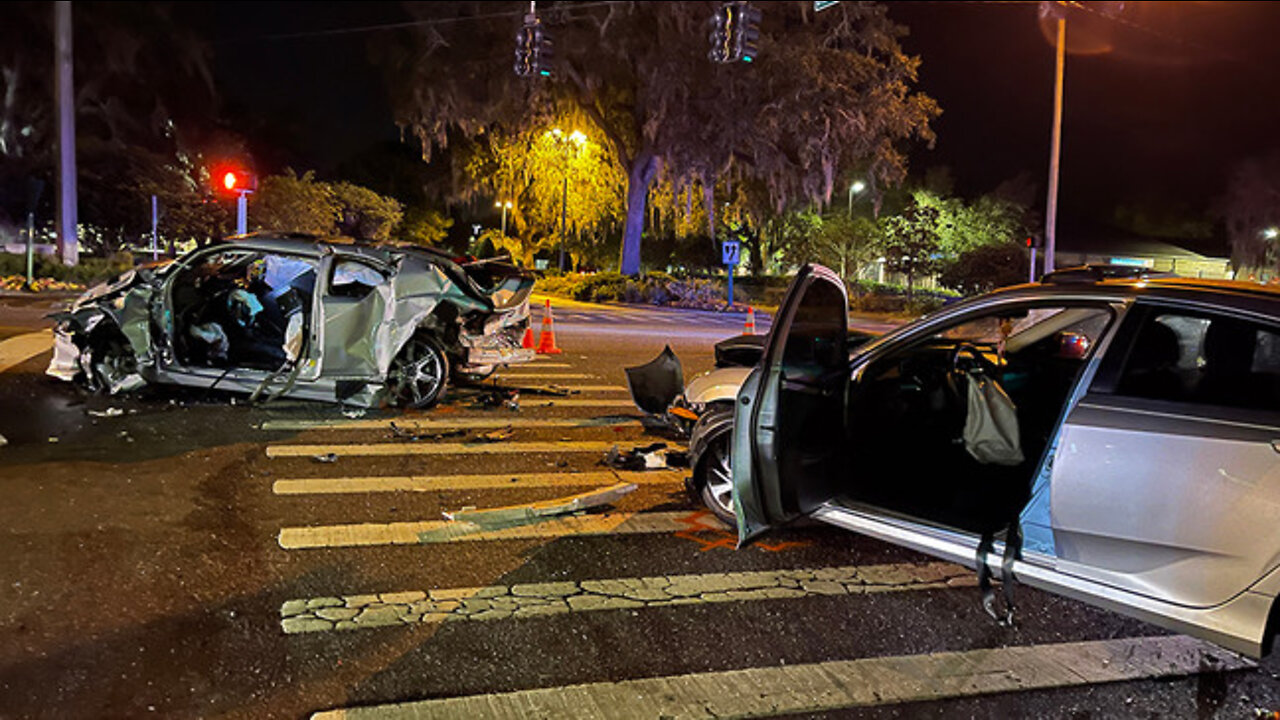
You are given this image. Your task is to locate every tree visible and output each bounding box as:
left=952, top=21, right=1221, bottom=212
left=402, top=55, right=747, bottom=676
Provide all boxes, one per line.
left=879, top=201, right=942, bottom=296
left=380, top=1, right=937, bottom=275
left=1217, top=152, right=1280, bottom=275
left=938, top=241, right=1029, bottom=296
left=253, top=170, right=403, bottom=242
left=332, top=182, right=403, bottom=242
left=400, top=206, right=453, bottom=247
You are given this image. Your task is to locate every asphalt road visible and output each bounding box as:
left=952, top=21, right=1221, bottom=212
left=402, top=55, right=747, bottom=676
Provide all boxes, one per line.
left=0, top=294, right=1277, bottom=719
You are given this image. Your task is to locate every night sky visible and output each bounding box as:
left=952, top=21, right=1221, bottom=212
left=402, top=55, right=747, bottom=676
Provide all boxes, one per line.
left=204, top=1, right=1280, bottom=235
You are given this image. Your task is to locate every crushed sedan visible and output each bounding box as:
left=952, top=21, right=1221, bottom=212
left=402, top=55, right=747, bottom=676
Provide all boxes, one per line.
left=46, top=234, right=535, bottom=407
left=733, top=263, right=1280, bottom=658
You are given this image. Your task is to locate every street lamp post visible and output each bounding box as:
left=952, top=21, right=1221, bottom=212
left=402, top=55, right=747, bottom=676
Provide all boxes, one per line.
left=847, top=180, right=866, bottom=218
left=550, top=128, right=586, bottom=272
left=495, top=200, right=512, bottom=237
left=1043, top=3, right=1067, bottom=275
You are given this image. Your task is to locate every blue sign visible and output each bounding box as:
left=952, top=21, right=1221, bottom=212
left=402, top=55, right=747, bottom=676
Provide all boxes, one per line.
left=722, top=240, right=741, bottom=266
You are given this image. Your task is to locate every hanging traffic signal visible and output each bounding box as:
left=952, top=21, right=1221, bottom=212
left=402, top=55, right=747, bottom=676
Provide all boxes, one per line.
left=738, top=3, right=762, bottom=62
left=515, top=14, right=553, bottom=78
left=709, top=2, right=761, bottom=64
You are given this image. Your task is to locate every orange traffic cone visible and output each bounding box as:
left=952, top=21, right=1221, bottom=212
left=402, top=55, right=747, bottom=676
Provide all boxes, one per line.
left=743, top=306, right=756, bottom=335
left=521, top=323, right=536, bottom=350
left=536, top=299, right=563, bottom=354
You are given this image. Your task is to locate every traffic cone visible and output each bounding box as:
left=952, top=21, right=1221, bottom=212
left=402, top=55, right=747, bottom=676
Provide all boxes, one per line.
left=521, top=322, right=535, bottom=350
left=536, top=299, right=563, bottom=354
left=743, top=306, right=756, bottom=335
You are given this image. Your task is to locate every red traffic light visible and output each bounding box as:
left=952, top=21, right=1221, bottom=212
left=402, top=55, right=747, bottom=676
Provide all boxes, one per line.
left=215, top=167, right=257, bottom=194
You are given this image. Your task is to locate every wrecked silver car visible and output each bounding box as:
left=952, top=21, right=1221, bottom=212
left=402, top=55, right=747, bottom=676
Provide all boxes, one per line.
left=46, top=234, right=535, bottom=407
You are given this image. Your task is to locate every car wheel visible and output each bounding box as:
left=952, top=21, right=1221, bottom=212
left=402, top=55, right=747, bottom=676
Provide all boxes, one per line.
left=387, top=334, right=449, bottom=408
left=693, top=406, right=736, bottom=526
left=89, top=333, right=139, bottom=394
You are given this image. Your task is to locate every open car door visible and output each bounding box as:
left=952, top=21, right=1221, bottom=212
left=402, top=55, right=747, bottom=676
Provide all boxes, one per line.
left=733, top=264, right=849, bottom=544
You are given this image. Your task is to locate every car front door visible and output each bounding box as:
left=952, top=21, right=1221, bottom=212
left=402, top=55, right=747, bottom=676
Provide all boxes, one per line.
left=318, top=256, right=392, bottom=378
left=1052, top=304, right=1280, bottom=614
left=733, top=264, right=849, bottom=543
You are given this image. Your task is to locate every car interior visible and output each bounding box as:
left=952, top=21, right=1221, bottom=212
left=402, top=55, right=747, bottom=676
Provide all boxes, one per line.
left=830, top=305, right=1114, bottom=535
left=169, top=250, right=317, bottom=371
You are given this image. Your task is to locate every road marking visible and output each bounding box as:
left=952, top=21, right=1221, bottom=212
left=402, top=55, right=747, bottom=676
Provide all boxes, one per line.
left=309, top=635, right=1251, bottom=718
left=0, top=329, right=53, bottom=373
left=280, top=561, right=973, bottom=634
left=497, top=372, right=597, bottom=380
left=259, top=416, right=642, bottom=431
left=517, top=362, right=572, bottom=368
left=266, top=440, right=621, bottom=459
left=524, top=399, right=635, bottom=408
left=513, top=385, right=627, bottom=393
left=278, top=510, right=720, bottom=549
left=273, top=470, right=684, bottom=495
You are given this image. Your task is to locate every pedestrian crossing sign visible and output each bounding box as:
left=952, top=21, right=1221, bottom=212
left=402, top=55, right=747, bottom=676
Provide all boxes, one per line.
left=722, top=240, right=741, bottom=266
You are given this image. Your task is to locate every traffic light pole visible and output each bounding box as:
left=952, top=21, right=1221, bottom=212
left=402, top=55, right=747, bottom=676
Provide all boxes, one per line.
left=558, top=173, right=567, bottom=272
left=236, top=190, right=250, bottom=236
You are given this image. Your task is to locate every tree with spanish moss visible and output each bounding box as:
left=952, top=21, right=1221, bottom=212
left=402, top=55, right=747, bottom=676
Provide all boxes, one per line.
left=378, top=1, right=937, bottom=275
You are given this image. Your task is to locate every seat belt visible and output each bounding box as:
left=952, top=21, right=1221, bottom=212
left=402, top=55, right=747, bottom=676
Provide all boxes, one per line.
left=976, top=519, right=1022, bottom=626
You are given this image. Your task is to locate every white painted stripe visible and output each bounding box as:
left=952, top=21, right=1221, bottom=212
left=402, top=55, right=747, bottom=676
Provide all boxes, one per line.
left=278, top=510, right=720, bottom=549
left=280, top=561, right=972, bottom=634
left=310, top=635, right=1252, bottom=719
left=0, top=329, right=53, bottom=373
left=514, top=362, right=572, bottom=368
left=527, top=399, right=635, bottom=408
left=513, top=385, right=626, bottom=393
left=273, top=470, right=683, bottom=495
left=266, top=440, right=620, bottom=459
left=497, top=372, right=597, bottom=380
left=259, top=417, right=642, bottom=432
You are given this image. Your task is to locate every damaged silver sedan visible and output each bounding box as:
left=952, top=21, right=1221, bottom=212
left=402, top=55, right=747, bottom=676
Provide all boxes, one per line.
left=46, top=234, right=535, bottom=407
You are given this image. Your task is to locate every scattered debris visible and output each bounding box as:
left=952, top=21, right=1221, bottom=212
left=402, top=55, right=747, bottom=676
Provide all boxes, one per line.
left=545, top=384, right=580, bottom=396
left=388, top=421, right=467, bottom=442
left=86, top=407, right=125, bottom=418
left=476, top=426, right=516, bottom=443
left=117, top=430, right=134, bottom=443
left=665, top=450, right=690, bottom=468
left=602, top=442, right=672, bottom=471
left=312, top=453, right=339, bottom=463
left=505, top=391, right=520, bottom=410
left=473, top=388, right=522, bottom=409
left=47, top=436, right=59, bottom=443
left=442, top=482, right=637, bottom=525
left=341, top=408, right=367, bottom=419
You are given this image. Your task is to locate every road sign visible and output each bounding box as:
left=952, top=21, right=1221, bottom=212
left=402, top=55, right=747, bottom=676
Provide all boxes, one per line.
left=722, top=240, right=741, bottom=266
left=814, top=1, right=840, bottom=12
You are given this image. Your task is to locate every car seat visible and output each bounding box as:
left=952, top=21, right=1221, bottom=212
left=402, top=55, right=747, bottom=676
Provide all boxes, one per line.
left=1196, top=319, right=1258, bottom=408
left=1118, top=321, right=1184, bottom=400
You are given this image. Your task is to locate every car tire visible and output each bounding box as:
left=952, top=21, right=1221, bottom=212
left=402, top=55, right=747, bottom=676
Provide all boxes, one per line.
left=387, top=334, right=450, bottom=408
left=692, top=405, right=736, bottom=527
left=89, top=332, right=139, bottom=395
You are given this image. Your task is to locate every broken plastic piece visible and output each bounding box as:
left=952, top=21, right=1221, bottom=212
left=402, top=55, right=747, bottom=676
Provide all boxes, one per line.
left=602, top=442, right=671, bottom=471
left=625, top=346, right=684, bottom=415
left=312, top=452, right=338, bottom=463
left=442, top=482, right=637, bottom=526
left=341, top=408, right=367, bottom=419
left=86, top=407, right=125, bottom=418
left=476, top=426, right=515, bottom=443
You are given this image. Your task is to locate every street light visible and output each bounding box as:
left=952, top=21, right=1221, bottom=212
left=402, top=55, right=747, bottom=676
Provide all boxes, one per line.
left=1263, top=227, right=1279, bottom=240
left=847, top=180, right=866, bottom=218
left=549, top=128, right=586, bottom=271
left=495, top=200, right=512, bottom=237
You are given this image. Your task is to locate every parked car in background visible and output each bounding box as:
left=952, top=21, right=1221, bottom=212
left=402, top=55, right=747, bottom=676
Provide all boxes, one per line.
left=47, top=234, right=535, bottom=407
left=730, top=263, right=1280, bottom=658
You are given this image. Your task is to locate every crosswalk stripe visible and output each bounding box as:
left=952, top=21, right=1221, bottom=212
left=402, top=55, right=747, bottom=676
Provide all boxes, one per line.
left=497, top=373, right=597, bottom=380
left=259, top=416, right=642, bottom=431
left=279, top=561, right=973, bottom=634
left=309, top=635, right=1252, bottom=719
left=278, top=510, right=717, bottom=549
left=266, top=440, right=620, bottom=459
left=273, top=470, right=684, bottom=495
left=0, top=329, right=53, bottom=373
left=524, top=399, right=635, bottom=408
left=513, top=385, right=626, bottom=392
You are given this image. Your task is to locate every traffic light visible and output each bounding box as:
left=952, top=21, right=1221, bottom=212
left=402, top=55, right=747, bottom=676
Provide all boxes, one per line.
left=708, top=2, right=762, bottom=64
left=216, top=168, right=256, bottom=194
left=738, top=3, right=762, bottom=62
left=515, top=14, right=553, bottom=78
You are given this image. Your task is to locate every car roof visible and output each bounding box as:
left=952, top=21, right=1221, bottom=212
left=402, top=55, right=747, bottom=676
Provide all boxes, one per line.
left=218, top=232, right=459, bottom=267
left=980, top=276, right=1280, bottom=318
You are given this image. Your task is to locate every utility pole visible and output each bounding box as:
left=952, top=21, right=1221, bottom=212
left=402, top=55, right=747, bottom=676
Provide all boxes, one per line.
left=150, top=195, right=159, bottom=260
left=54, top=0, right=78, bottom=266
left=1044, top=8, right=1066, bottom=275
left=558, top=173, right=568, bottom=271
